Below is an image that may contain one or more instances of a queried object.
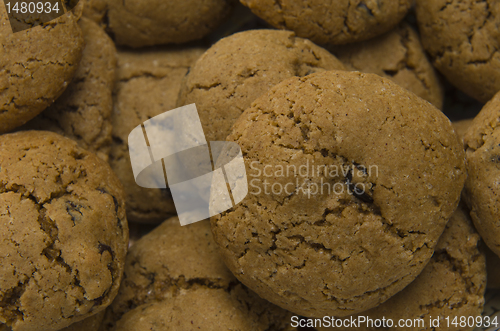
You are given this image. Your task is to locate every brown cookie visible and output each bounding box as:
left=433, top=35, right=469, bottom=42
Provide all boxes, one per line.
left=211, top=71, right=466, bottom=318
left=463, top=91, right=500, bottom=258
left=110, top=46, right=205, bottom=223
left=416, top=0, right=500, bottom=103
left=330, top=23, right=444, bottom=109
left=100, top=218, right=294, bottom=331
left=18, top=17, right=116, bottom=161
left=81, top=0, right=108, bottom=25
left=316, top=203, right=486, bottom=331
left=105, top=0, right=232, bottom=47
left=0, top=5, right=84, bottom=133
left=239, top=0, right=412, bottom=45
left=0, top=131, right=128, bottom=331
left=177, top=29, right=345, bottom=142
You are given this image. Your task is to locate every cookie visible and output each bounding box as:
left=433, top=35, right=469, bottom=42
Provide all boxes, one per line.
left=110, top=46, right=205, bottom=223
left=60, top=311, right=105, bottom=331
left=211, top=70, right=466, bottom=318
left=485, top=247, right=500, bottom=289
left=316, top=203, right=486, bottom=331
left=177, top=29, right=345, bottom=142
left=18, top=17, right=116, bottom=161
left=463, top=91, right=500, bottom=258
left=101, top=217, right=294, bottom=331
left=81, top=0, right=108, bottom=25
left=453, top=118, right=474, bottom=143
left=0, top=131, right=128, bottom=331
left=238, top=0, right=412, bottom=45
left=0, top=4, right=84, bottom=133
left=415, top=0, right=500, bottom=103
left=330, top=23, right=444, bottom=109
left=105, top=0, right=232, bottom=47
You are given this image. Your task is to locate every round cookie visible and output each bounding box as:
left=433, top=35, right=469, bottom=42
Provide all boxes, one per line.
left=18, top=17, right=116, bottom=161
left=60, top=311, right=105, bottom=331
left=316, top=203, right=486, bottom=331
left=211, top=71, right=466, bottom=318
left=177, top=29, right=345, bottom=142
left=111, top=46, right=205, bottom=223
left=106, top=0, right=232, bottom=47
left=464, top=91, right=500, bottom=258
left=113, top=287, right=294, bottom=331
left=81, top=0, right=108, bottom=25
left=101, top=218, right=294, bottom=331
left=330, top=23, right=444, bottom=109
left=415, top=0, right=500, bottom=103
left=238, top=0, right=412, bottom=45
left=0, top=131, right=128, bottom=331
left=0, top=3, right=84, bottom=133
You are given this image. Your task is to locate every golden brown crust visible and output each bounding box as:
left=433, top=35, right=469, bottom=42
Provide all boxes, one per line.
left=416, top=0, right=500, bottom=103
left=101, top=218, right=294, bottom=331
left=0, top=6, right=84, bottom=133
left=330, top=23, right=444, bottom=109
left=211, top=70, right=466, bottom=317
left=239, top=0, right=412, bottom=45
left=0, top=131, right=128, bottom=331
left=317, top=203, right=487, bottom=331
left=106, top=0, right=232, bottom=47
left=463, top=91, right=500, bottom=258
left=177, top=29, right=345, bottom=142
left=18, top=17, right=116, bottom=161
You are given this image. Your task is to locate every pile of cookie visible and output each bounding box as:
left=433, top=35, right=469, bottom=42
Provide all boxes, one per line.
left=1, top=0, right=499, bottom=330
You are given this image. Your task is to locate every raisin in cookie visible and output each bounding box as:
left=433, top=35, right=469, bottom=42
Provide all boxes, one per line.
left=177, top=29, right=345, bottom=141
left=111, top=46, right=205, bottom=223
left=464, top=91, right=500, bottom=258
left=416, top=0, right=500, bottom=103
left=330, top=23, right=444, bottom=109
left=100, top=218, right=294, bottom=331
left=317, top=203, right=486, bottom=331
left=0, top=4, right=84, bottom=133
left=19, top=17, right=116, bottom=161
left=239, top=0, right=412, bottom=45
left=211, top=71, right=466, bottom=318
left=0, top=131, right=128, bottom=331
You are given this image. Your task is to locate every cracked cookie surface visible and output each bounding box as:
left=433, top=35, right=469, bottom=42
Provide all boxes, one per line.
left=177, top=29, right=345, bottom=142
left=416, top=0, right=500, bottom=103
left=18, top=17, right=116, bottom=161
left=211, top=70, right=466, bottom=318
left=0, top=4, right=84, bottom=133
left=0, top=131, right=128, bottom=331
left=464, top=91, right=500, bottom=258
left=105, top=0, right=232, bottom=47
left=100, top=217, right=294, bottom=331
left=317, top=202, right=486, bottom=331
left=330, top=23, right=444, bottom=109
left=239, top=0, right=412, bottom=45
left=110, top=46, right=205, bottom=223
